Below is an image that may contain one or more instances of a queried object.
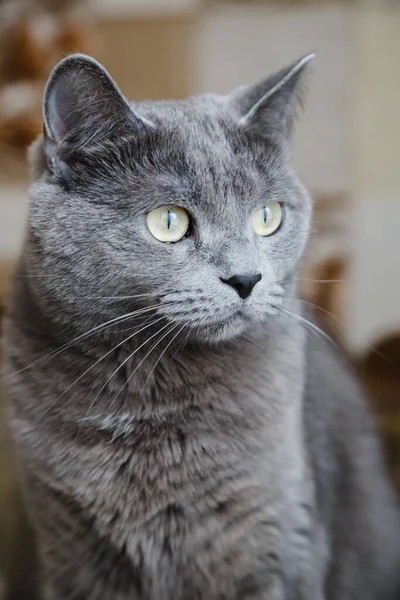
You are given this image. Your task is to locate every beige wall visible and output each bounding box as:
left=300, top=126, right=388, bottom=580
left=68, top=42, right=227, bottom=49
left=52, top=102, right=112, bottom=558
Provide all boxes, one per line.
left=97, top=16, right=195, bottom=101
left=347, top=4, right=400, bottom=352
left=196, top=2, right=355, bottom=195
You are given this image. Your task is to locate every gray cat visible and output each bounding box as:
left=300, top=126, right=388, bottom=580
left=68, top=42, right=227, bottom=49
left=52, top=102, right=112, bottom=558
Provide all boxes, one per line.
left=2, top=53, right=400, bottom=600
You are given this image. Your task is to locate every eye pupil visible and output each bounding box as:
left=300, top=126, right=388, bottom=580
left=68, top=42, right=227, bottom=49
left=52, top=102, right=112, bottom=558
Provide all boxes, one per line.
left=146, top=205, right=190, bottom=243
left=251, top=202, right=283, bottom=237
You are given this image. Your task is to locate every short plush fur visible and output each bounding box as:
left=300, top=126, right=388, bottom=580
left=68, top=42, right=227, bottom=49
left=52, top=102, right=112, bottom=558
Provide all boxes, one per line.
left=2, top=54, right=400, bottom=600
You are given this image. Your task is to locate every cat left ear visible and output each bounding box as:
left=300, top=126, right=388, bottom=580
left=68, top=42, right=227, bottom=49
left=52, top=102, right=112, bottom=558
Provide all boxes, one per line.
left=227, top=53, right=315, bottom=140
left=43, top=54, right=150, bottom=171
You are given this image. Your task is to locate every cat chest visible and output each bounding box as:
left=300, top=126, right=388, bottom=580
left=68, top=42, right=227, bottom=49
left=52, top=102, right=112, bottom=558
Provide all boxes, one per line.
left=83, top=427, right=316, bottom=598
left=98, top=474, right=318, bottom=600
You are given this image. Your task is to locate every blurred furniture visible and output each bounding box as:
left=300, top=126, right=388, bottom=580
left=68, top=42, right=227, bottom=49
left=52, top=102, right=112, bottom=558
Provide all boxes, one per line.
left=0, top=0, right=94, bottom=152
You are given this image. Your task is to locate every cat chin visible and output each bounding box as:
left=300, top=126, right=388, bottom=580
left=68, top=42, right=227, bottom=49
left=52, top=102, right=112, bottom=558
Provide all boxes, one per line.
left=191, top=317, right=249, bottom=345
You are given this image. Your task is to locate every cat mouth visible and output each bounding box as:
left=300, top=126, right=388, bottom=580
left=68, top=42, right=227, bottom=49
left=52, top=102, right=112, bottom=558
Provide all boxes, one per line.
left=158, top=298, right=263, bottom=341
left=184, top=310, right=250, bottom=341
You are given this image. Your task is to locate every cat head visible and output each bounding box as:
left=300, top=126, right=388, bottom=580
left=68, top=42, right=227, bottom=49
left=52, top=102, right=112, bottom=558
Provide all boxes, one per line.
left=27, top=53, right=313, bottom=343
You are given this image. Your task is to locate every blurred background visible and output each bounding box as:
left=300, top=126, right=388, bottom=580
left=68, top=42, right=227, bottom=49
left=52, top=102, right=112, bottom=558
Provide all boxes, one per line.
left=0, top=0, right=399, bottom=596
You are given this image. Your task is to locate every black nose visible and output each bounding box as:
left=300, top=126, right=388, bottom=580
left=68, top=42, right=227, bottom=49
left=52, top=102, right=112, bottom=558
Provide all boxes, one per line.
left=221, top=273, right=262, bottom=300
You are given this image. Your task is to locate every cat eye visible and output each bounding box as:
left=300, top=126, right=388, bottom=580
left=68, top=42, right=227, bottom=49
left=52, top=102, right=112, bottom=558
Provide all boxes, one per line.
left=146, top=206, right=190, bottom=243
left=251, top=202, right=283, bottom=237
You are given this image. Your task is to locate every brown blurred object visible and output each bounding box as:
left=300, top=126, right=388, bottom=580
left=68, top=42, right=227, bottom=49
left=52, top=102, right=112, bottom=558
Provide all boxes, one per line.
left=58, top=20, right=93, bottom=55
left=1, top=21, right=49, bottom=83
left=0, top=0, right=93, bottom=153
left=0, top=112, right=43, bottom=149
left=307, top=256, right=347, bottom=342
left=362, top=335, right=400, bottom=378
left=358, top=333, right=400, bottom=492
left=98, top=17, right=195, bottom=102
left=0, top=259, right=13, bottom=321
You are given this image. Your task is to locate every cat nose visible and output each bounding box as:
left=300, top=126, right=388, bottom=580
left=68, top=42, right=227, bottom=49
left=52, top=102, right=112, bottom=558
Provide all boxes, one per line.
left=221, top=273, right=262, bottom=299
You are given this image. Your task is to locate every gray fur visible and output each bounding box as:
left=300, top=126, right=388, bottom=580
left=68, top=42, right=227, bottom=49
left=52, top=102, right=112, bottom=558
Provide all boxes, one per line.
left=2, top=54, right=400, bottom=600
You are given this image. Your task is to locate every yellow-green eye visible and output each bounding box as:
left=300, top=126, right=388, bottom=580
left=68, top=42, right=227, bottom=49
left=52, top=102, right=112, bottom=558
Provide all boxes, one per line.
left=251, top=202, right=283, bottom=237
left=146, top=206, right=190, bottom=243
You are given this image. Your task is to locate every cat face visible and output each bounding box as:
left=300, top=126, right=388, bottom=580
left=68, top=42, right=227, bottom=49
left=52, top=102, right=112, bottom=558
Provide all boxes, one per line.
left=27, top=54, right=313, bottom=343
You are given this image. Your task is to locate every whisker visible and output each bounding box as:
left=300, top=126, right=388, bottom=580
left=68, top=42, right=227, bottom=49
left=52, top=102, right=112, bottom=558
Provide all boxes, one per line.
left=78, top=321, right=173, bottom=426
left=298, top=265, right=400, bottom=285
left=242, top=334, right=262, bottom=350
left=298, top=298, right=387, bottom=361
left=298, top=278, right=345, bottom=284
left=39, top=316, right=167, bottom=421
left=275, top=305, right=336, bottom=347
left=111, top=314, right=156, bottom=334
left=1, top=305, right=163, bottom=383
left=170, top=327, right=192, bottom=361
left=141, top=324, right=186, bottom=392
left=298, top=298, right=338, bottom=319
left=102, top=322, right=180, bottom=424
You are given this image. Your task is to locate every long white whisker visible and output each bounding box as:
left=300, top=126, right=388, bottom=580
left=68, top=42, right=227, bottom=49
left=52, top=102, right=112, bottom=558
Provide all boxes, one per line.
left=1, top=305, right=163, bottom=383
left=39, top=316, right=167, bottom=421
left=276, top=305, right=336, bottom=346
left=242, top=334, right=262, bottom=350
left=170, top=327, right=191, bottom=361
left=298, top=299, right=338, bottom=320
left=103, top=323, right=180, bottom=423
left=112, top=314, right=156, bottom=334
left=141, top=324, right=186, bottom=392
left=298, top=278, right=345, bottom=284
left=298, top=299, right=387, bottom=361
left=78, top=321, right=173, bottom=425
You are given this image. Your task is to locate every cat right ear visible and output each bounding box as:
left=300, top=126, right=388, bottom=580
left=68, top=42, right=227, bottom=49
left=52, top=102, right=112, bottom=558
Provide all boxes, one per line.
left=227, top=53, right=314, bottom=142
left=43, top=54, right=150, bottom=174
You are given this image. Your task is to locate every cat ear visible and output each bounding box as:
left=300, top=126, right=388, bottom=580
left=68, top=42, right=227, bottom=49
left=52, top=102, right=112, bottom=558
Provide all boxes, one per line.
left=227, top=53, right=314, bottom=140
left=43, top=54, right=149, bottom=169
